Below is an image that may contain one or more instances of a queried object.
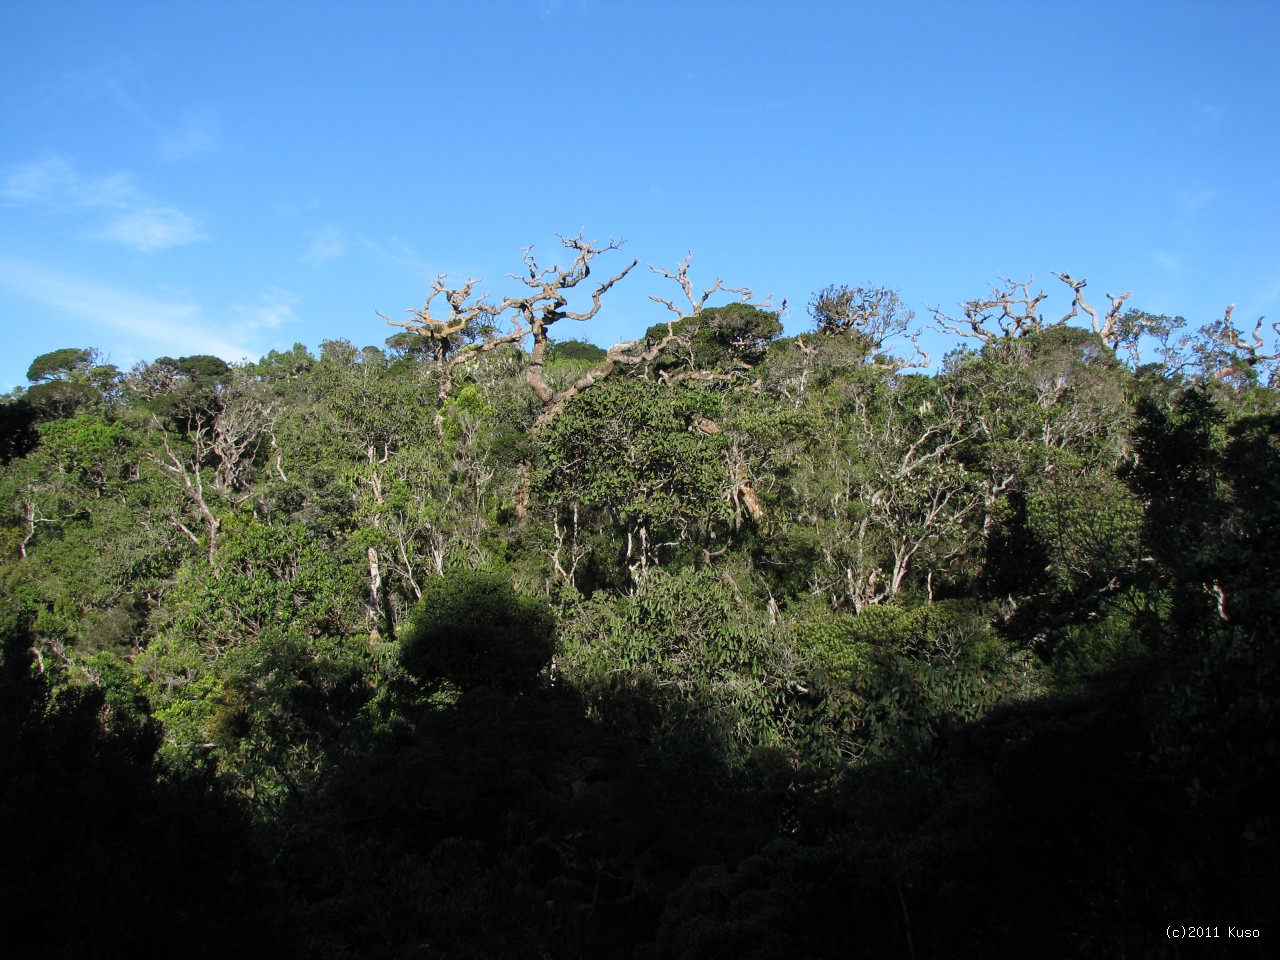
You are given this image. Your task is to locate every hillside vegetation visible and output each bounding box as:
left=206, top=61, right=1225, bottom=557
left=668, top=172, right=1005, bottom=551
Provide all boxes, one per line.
left=2, top=238, right=1277, bottom=957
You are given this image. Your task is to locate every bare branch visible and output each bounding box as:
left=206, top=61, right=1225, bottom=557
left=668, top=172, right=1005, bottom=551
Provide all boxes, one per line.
left=1220, top=309, right=1277, bottom=358
left=1103, top=290, right=1133, bottom=342
left=1052, top=272, right=1134, bottom=351
left=929, top=304, right=996, bottom=343
left=561, top=256, right=639, bottom=322
left=382, top=274, right=501, bottom=365
left=390, top=234, right=637, bottom=429
left=1052, top=272, right=1093, bottom=328
left=532, top=333, right=680, bottom=431
left=393, top=237, right=772, bottom=434
left=870, top=331, right=931, bottom=372
left=931, top=276, right=1047, bottom=343
left=499, top=235, right=639, bottom=406
left=149, top=420, right=221, bottom=566
left=1207, top=306, right=1279, bottom=382
left=647, top=254, right=757, bottom=320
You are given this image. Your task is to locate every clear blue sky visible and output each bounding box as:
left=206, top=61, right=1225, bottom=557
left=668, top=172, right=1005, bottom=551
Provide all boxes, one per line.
left=3, top=0, right=1278, bottom=392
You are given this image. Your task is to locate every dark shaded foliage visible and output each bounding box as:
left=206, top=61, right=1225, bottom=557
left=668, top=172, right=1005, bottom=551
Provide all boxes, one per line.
left=399, top=569, right=556, bottom=694
left=22, top=379, right=99, bottom=421
left=0, top=608, right=300, bottom=959
left=652, top=657, right=1276, bottom=959
left=0, top=398, right=38, bottom=463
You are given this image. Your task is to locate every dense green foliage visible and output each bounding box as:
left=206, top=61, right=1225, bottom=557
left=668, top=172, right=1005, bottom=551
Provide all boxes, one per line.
left=2, top=251, right=1277, bottom=956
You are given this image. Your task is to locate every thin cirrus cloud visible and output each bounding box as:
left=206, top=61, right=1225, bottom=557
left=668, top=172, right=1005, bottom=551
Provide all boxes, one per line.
left=95, top=207, right=206, bottom=253
left=0, top=155, right=206, bottom=252
left=233, top=287, right=299, bottom=333
left=159, top=110, right=220, bottom=162
left=300, top=224, right=346, bottom=267
left=0, top=258, right=256, bottom=365
left=1175, top=184, right=1217, bottom=218
left=86, top=63, right=220, bottom=162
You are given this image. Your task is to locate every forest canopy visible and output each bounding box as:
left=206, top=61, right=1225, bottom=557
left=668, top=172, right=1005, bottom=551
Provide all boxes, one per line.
left=2, top=235, right=1276, bottom=958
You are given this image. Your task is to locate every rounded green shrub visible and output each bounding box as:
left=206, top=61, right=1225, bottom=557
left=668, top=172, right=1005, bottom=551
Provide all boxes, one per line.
left=399, top=570, right=554, bottom=694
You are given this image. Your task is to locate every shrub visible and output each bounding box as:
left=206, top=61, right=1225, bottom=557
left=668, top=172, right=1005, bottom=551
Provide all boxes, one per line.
left=399, top=570, right=554, bottom=694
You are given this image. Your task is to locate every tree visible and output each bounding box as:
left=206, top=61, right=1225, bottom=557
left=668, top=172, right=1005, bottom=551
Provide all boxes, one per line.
left=546, top=338, right=607, bottom=363
left=0, top=406, right=186, bottom=663
left=140, top=518, right=363, bottom=807
left=386, top=235, right=770, bottom=432
left=21, top=348, right=117, bottom=421
left=26, top=347, right=95, bottom=383
left=1186, top=304, right=1280, bottom=387
left=781, top=367, right=979, bottom=610
left=383, top=233, right=638, bottom=430
left=807, top=283, right=927, bottom=368
left=642, top=301, right=782, bottom=383
left=538, top=377, right=728, bottom=581
left=946, top=326, right=1132, bottom=546
left=930, top=275, right=1050, bottom=343
left=0, top=398, right=37, bottom=464
left=1050, top=272, right=1133, bottom=355
left=129, top=354, right=232, bottom=430
left=556, top=566, right=819, bottom=763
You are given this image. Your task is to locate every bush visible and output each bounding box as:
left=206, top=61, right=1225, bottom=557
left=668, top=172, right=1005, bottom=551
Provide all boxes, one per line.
left=399, top=570, right=554, bottom=694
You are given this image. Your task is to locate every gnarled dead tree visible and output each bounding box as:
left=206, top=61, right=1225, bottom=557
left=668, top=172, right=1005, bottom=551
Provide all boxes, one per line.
left=381, top=275, right=504, bottom=426
left=534, top=254, right=772, bottom=429
left=1051, top=273, right=1134, bottom=352
left=504, top=248, right=763, bottom=428
left=503, top=234, right=639, bottom=405
left=931, top=276, right=1049, bottom=343
left=383, top=275, right=500, bottom=364
left=1196, top=304, right=1279, bottom=384
left=384, top=234, right=641, bottom=433
left=641, top=253, right=772, bottom=380
left=648, top=251, right=760, bottom=321
left=386, top=236, right=774, bottom=433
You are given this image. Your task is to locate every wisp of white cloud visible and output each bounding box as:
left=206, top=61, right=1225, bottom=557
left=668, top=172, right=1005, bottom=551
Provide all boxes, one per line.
left=359, top=233, right=439, bottom=277
left=1, top=156, right=131, bottom=208
left=0, top=258, right=255, bottom=365
left=301, top=224, right=346, bottom=267
left=1, top=155, right=206, bottom=252
left=233, top=287, right=299, bottom=332
left=95, top=207, right=206, bottom=252
left=160, top=109, right=220, bottom=161
left=1175, top=184, right=1217, bottom=218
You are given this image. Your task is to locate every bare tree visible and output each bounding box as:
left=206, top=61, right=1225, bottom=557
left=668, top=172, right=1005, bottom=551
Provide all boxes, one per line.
left=798, top=383, right=979, bottom=611
left=381, top=275, right=504, bottom=426
left=647, top=251, right=760, bottom=321
left=385, top=233, right=640, bottom=431
left=14, top=481, right=87, bottom=560
left=1197, top=305, right=1280, bottom=384
left=522, top=248, right=767, bottom=428
left=931, top=276, right=1049, bottom=343
left=150, top=421, right=221, bottom=567
left=1051, top=273, right=1134, bottom=353
left=385, top=236, right=770, bottom=432
left=210, top=380, right=282, bottom=496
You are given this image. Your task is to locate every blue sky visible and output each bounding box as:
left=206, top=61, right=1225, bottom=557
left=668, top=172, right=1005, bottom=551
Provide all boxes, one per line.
left=3, top=0, right=1278, bottom=392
